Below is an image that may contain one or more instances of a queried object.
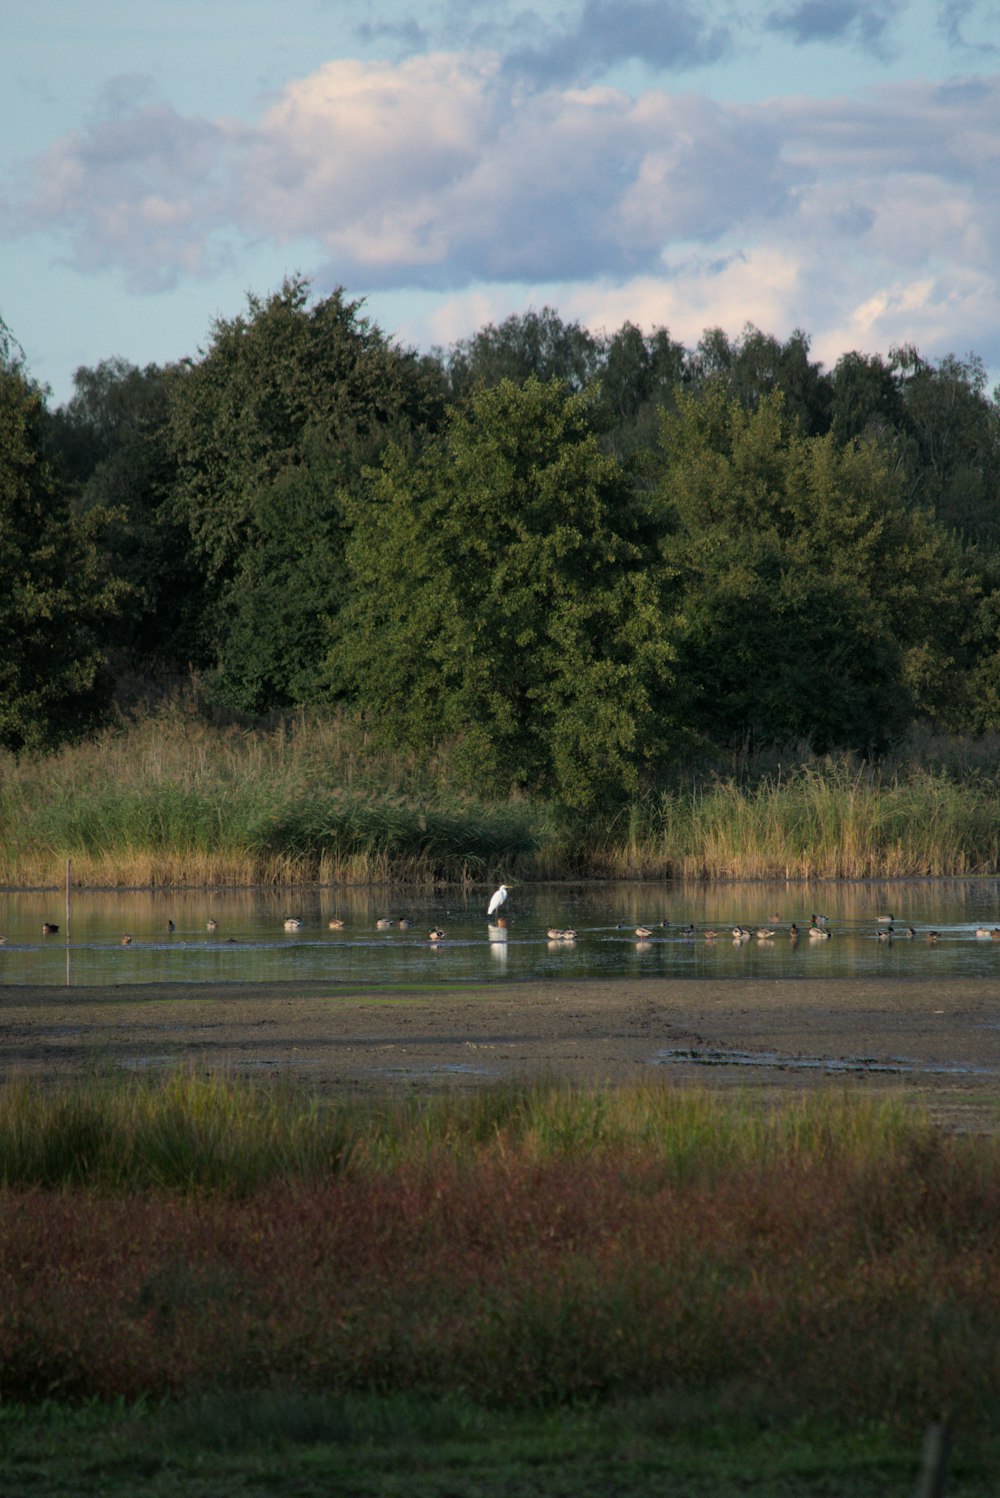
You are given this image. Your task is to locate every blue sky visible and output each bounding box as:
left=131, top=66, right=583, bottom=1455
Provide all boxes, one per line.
left=4, top=0, right=1000, bottom=405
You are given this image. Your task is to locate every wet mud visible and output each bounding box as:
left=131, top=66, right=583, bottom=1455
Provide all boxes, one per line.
left=2, top=975, right=999, bottom=1131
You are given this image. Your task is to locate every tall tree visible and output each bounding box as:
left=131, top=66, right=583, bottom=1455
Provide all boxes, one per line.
left=331, top=378, right=677, bottom=809
left=165, top=277, right=447, bottom=709
left=47, top=358, right=209, bottom=675
left=0, top=326, right=125, bottom=751
left=445, top=308, right=601, bottom=401
left=656, top=388, right=977, bottom=752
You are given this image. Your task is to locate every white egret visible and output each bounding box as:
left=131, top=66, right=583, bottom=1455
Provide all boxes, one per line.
left=487, top=884, right=510, bottom=918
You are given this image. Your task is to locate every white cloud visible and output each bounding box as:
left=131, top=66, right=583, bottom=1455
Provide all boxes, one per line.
left=7, top=52, right=1000, bottom=368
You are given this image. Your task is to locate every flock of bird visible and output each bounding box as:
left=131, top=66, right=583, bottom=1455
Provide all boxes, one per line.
left=6, top=883, right=1000, bottom=947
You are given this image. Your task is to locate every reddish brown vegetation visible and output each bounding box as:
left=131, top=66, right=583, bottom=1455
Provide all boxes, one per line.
left=3, top=1144, right=1000, bottom=1430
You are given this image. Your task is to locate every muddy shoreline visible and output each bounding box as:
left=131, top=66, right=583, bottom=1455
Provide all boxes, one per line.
left=2, top=975, right=999, bottom=1130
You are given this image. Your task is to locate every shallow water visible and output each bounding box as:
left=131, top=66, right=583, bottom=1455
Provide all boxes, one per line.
left=1, top=878, right=998, bottom=987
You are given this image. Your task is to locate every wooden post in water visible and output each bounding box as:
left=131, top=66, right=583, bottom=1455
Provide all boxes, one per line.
left=914, top=1423, right=951, bottom=1498
left=65, top=858, right=71, bottom=987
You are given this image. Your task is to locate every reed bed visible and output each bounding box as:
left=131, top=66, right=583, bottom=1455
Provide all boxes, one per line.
left=1, top=704, right=998, bottom=885
left=0, top=1075, right=998, bottom=1434
left=581, top=763, right=1000, bottom=880
left=0, top=705, right=544, bottom=887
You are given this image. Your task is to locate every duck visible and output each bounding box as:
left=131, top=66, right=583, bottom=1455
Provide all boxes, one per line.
left=680, top=924, right=696, bottom=937
left=120, top=934, right=132, bottom=946
left=876, top=914, right=895, bottom=925
left=376, top=918, right=395, bottom=930
left=875, top=928, right=893, bottom=941
left=207, top=919, right=219, bottom=932
left=166, top=920, right=176, bottom=933
left=811, top=913, right=829, bottom=928
left=558, top=928, right=577, bottom=942
left=41, top=922, right=59, bottom=935
left=397, top=918, right=413, bottom=930
left=789, top=924, right=800, bottom=938
left=428, top=928, right=446, bottom=941
left=328, top=918, right=345, bottom=929
left=731, top=926, right=751, bottom=940
left=808, top=924, right=831, bottom=939
left=897, top=926, right=916, bottom=938
left=635, top=925, right=653, bottom=938
left=991, top=929, right=1000, bottom=941
left=703, top=929, right=718, bottom=940
left=283, top=917, right=304, bottom=931
left=926, top=930, right=940, bottom=943
left=755, top=927, right=776, bottom=940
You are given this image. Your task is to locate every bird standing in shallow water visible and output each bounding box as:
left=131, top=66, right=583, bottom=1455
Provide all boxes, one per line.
left=487, top=884, right=510, bottom=918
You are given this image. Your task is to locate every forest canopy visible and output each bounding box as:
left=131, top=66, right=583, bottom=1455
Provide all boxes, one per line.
left=4, top=283, right=1000, bottom=807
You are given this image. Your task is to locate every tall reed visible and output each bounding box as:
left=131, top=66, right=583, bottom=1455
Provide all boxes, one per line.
left=1, top=703, right=998, bottom=885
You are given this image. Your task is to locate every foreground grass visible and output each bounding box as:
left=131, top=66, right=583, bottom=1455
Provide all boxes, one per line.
left=1, top=1074, right=1000, bottom=1456
left=4, top=1392, right=995, bottom=1497
left=2, top=705, right=999, bottom=886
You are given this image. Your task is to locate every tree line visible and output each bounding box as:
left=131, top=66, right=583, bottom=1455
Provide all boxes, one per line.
left=2, top=279, right=999, bottom=807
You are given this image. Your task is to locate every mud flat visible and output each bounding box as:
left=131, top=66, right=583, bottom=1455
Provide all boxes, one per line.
left=2, top=976, right=999, bottom=1130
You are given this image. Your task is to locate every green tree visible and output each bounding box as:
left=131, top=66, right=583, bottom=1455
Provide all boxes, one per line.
left=0, top=327, right=125, bottom=751
left=331, top=378, right=677, bottom=808
left=47, top=357, right=210, bottom=675
left=444, top=308, right=601, bottom=400
left=689, top=324, right=833, bottom=437
left=657, top=388, right=976, bottom=752
left=166, top=277, right=447, bottom=709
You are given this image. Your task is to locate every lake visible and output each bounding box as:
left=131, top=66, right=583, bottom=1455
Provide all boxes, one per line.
left=1, top=878, right=998, bottom=986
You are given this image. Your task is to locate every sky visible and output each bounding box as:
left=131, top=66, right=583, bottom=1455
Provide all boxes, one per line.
left=4, top=0, right=1000, bottom=407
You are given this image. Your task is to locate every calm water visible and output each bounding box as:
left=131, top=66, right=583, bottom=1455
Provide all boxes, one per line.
left=1, top=879, right=999, bottom=986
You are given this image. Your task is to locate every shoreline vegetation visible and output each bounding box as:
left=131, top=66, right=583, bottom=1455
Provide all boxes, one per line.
left=1, top=704, right=999, bottom=889
left=1, top=1075, right=999, bottom=1494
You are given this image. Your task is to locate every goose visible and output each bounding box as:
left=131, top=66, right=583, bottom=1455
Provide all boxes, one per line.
left=42, top=922, right=59, bottom=935
left=283, top=917, right=303, bottom=931
left=487, top=884, right=510, bottom=918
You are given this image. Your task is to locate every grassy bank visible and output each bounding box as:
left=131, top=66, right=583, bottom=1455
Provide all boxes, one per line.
left=1, top=705, right=998, bottom=885
left=5, top=1390, right=992, bottom=1496
left=1, top=1073, right=999, bottom=1451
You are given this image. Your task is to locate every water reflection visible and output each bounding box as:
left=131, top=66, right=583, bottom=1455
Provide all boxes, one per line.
left=0, top=879, right=997, bottom=987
